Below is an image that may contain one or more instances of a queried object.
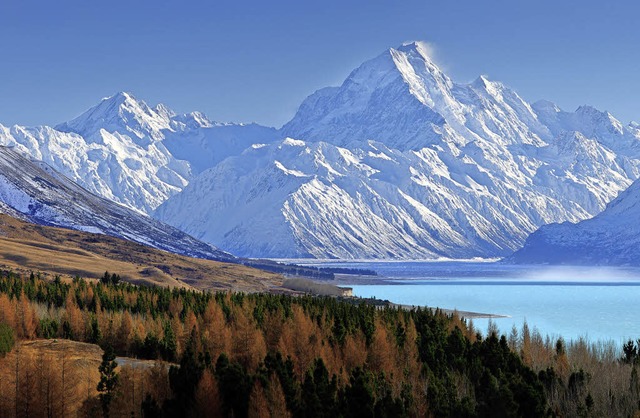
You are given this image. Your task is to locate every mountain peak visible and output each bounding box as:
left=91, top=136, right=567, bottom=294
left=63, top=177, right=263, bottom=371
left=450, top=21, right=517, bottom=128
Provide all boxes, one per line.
left=281, top=42, right=457, bottom=148
left=392, top=41, right=445, bottom=74
left=575, top=104, right=600, bottom=115
left=56, top=91, right=171, bottom=142
left=98, top=91, right=156, bottom=116
left=155, top=103, right=177, bottom=120
left=390, top=41, right=450, bottom=84
left=471, top=75, right=491, bottom=89
left=396, top=41, right=435, bottom=60
left=170, top=111, right=214, bottom=130
left=97, top=91, right=148, bottom=111
left=532, top=100, right=561, bottom=113
left=103, top=90, right=134, bottom=102
left=574, top=104, right=619, bottom=123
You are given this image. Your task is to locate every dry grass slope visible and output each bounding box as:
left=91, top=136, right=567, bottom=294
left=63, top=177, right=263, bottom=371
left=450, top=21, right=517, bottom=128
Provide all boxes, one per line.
left=0, top=214, right=284, bottom=292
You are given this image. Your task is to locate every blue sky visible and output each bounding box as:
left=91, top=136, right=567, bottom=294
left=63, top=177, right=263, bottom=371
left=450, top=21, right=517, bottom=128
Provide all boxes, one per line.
left=0, top=0, right=638, bottom=127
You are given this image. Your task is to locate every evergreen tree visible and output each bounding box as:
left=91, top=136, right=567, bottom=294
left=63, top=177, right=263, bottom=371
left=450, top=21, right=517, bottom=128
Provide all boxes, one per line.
left=162, top=321, right=177, bottom=362
left=89, top=316, right=102, bottom=344
left=0, top=322, right=14, bottom=357
left=97, top=344, right=119, bottom=418
left=166, top=328, right=204, bottom=415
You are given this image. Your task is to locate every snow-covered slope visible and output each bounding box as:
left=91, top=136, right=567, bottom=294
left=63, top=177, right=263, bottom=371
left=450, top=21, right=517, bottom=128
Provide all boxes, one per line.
left=155, top=42, right=640, bottom=259
left=57, top=92, right=278, bottom=175
left=508, top=178, right=640, bottom=265
left=0, top=122, right=189, bottom=213
left=162, top=120, right=278, bottom=174
left=0, top=146, right=230, bottom=261
left=0, top=92, right=276, bottom=213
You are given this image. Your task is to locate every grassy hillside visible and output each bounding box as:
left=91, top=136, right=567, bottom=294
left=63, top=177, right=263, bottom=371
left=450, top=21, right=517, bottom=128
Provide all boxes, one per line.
left=0, top=214, right=284, bottom=292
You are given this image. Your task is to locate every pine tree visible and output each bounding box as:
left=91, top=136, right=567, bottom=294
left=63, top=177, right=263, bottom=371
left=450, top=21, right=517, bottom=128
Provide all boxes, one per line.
left=167, top=328, right=203, bottom=414
left=0, top=322, right=14, bottom=357
left=161, top=320, right=177, bottom=362
left=97, top=344, right=119, bottom=418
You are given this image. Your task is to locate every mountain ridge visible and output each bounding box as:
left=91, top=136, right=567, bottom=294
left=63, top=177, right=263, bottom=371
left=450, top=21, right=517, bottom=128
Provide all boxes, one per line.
left=3, top=43, right=640, bottom=260
left=0, top=92, right=277, bottom=213
left=0, top=145, right=231, bottom=261
left=155, top=43, right=640, bottom=259
left=508, top=177, right=640, bottom=265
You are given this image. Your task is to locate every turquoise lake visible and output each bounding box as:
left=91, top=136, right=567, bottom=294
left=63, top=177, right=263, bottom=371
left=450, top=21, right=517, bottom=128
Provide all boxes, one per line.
left=292, top=261, right=640, bottom=345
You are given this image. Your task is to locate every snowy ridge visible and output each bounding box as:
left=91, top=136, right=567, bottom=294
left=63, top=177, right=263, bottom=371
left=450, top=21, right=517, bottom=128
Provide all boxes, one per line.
left=0, top=146, right=231, bottom=261
left=3, top=42, right=640, bottom=260
left=155, top=42, right=640, bottom=259
left=0, top=123, right=190, bottom=213
left=0, top=92, right=277, bottom=214
left=508, top=178, right=640, bottom=265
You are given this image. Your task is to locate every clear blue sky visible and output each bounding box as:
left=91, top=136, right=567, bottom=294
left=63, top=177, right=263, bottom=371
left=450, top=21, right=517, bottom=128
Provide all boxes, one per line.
left=0, top=0, right=638, bottom=128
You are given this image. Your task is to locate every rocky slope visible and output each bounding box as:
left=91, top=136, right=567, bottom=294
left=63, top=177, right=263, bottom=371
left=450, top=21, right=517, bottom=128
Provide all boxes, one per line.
left=0, top=145, right=231, bottom=261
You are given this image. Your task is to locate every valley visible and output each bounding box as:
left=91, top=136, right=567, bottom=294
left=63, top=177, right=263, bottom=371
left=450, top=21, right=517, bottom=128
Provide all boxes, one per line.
left=0, top=12, right=638, bottom=415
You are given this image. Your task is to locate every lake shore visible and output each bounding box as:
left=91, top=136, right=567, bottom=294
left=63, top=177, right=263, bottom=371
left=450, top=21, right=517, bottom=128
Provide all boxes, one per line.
left=389, top=303, right=510, bottom=319
left=283, top=275, right=509, bottom=319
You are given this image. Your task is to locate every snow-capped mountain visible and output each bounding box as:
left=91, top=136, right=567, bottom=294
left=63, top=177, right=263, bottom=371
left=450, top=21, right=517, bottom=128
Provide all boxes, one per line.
left=162, top=119, right=278, bottom=175
left=3, top=42, right=640, bottom=260
left=155, top=138, right=474, bottom=259
left=155, top=42, right=640, bottom=259
left=0, top=145, right=230, bottom=261
left=56, top=92, right=173, bottom=145
left=0, top=92, right=276, bottom=213
left=507, top=177, right=640, bottom=265
left=57, top=92, right=278, bottom=175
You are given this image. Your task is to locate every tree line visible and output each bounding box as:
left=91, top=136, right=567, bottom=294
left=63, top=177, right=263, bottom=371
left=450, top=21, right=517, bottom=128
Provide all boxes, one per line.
left=0, top=269, right=637, bottom=417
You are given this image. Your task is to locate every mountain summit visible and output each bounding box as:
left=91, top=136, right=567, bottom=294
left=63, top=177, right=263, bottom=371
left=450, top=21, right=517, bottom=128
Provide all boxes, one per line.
left=280, top=42, right=562, bottom=153
left=281, top=42, right=452, bottom=149
left=57, top=92, right=172, bottom=143
left=0, top=92, right=277, bottom=213
left=156, top=43, right=640, bottom=259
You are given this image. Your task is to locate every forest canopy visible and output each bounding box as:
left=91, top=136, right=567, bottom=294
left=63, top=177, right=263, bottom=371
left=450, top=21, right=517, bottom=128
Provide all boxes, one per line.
left=0, top=270, right=635, bottom=417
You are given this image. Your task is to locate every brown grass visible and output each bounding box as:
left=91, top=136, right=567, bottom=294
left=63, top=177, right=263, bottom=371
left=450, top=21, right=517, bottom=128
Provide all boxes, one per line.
left=0, top=339, right=174, bottom=417
left=0, top=214, right=285, bottom=292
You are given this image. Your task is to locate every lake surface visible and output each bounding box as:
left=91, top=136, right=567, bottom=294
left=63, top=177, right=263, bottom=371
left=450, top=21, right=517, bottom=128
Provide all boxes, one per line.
left=289, top=260, right=640, bottom=345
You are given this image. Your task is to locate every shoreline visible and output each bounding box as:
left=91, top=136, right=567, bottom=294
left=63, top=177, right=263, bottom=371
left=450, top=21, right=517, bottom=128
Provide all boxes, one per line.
left=271, top=257, right=502, bottom=264
left=282, top=276, right=509, bottom=319
left=330, top=274, right=512, bottom=319
left=389, top=303, right=510, bottom=319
